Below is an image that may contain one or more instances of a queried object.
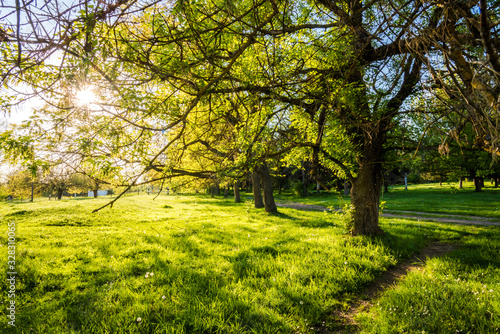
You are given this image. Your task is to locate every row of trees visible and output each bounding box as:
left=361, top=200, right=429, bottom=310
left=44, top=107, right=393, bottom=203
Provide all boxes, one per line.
left=1, top=0, right=499, bottom=235
left=0, top=165, right=106, bottom=201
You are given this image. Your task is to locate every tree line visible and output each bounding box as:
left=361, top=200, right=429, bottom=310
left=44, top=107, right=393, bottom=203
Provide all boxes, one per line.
left=1, top=0, right=499, bottom=235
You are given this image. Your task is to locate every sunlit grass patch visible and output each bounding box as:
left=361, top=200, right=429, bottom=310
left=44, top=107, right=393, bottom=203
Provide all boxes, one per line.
left=0, top=194, right=499, bottom=333
left=0, top=195, right=406, bottom=333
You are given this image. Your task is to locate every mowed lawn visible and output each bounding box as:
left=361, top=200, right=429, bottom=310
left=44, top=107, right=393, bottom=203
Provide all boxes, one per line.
left=0, top=190, right=499, bottom=333
left=277, top=181, right=500, bottom=219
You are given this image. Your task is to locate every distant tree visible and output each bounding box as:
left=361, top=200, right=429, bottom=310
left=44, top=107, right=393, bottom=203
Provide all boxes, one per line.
left=5, top=168, right=40, bottom=200
left=40, top=165, right=75, bottom=200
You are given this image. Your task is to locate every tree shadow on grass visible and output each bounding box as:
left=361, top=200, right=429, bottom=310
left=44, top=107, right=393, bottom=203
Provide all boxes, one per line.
left=11, top=254, right=296, bottom=334
left=177, top=198, right=247, bottom=207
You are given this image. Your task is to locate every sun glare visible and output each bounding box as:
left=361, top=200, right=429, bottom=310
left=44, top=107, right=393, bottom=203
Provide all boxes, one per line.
left=75, top=87, right=97, bottom=107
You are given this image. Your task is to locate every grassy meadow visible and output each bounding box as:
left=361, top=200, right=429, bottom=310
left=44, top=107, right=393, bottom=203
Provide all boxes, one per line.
left=0, top=184, right=499, bottom=333
left=277, top=181, right=500, bottom=219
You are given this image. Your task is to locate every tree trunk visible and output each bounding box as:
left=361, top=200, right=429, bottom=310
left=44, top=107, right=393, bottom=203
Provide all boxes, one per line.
left=383, top=172, right=389, bottom=193
left=93, top=179, right=99, bottom=198
left=252, top=170, right=264, bottom=208
left=343, top=180, right=349, bottom=196
left=31, top=180, right=34, bottom=202
left=224, top=186, right=228, bottom=199
left=459, top=177, right=463, bottom=189
left=302, top=164, right=308, bottom=197
left=495, top=177, right=499, bottom=188
left=256, top=163, right=277, bottom=213
left=350, top=145, right=384, bottom=236
left=234, top=180, right=241, bottom=203
left=57, top=188, right=64, bottom=200
left=474, top=176, right=482, bottom=192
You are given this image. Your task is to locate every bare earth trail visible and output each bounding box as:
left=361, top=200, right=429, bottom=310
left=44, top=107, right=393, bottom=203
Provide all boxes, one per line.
left=276, top=201, right=499, bottom=333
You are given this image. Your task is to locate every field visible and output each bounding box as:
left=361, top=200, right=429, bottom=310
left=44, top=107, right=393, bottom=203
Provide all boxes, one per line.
left=1, top=183, right=499, bottom=333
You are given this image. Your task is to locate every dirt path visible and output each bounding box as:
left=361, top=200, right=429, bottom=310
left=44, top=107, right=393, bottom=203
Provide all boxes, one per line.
left=276, top=201, right=500, bottom=226
left=325, top=242, right=456, bottom=333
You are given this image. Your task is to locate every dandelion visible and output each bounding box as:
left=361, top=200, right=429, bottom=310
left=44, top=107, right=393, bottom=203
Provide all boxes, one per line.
left=137, top=317, right=142, bottom=322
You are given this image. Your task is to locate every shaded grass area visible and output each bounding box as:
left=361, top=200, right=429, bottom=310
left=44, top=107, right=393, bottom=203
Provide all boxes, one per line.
left=357, top=226, right=500, bottom=333
left=276, top=181, right=500, bottom=219
left=0, top=194, right=498, bottom=333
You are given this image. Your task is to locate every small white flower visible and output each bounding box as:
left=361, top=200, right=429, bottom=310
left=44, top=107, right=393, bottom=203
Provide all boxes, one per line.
left=145, top=274, right=149, bottom=278
left=344, top=261, right=348, bottom=265
left=162, top=295, right=166, bottom=300
left=150, top=272, right=154, bottom=276
left=300, top=301, right=303, bottom=305
left=137, top=317, right=142, bottom=322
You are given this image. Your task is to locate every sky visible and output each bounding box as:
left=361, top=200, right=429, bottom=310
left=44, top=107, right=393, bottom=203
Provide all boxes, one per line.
left=2, top=99, right=36, bottom=128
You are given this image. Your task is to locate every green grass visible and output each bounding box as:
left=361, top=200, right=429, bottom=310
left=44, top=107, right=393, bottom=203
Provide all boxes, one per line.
left=0, top=192, right=499, bottom=333
left=357, top=228, right=500, bottom=333
left=276, top=181, right=500, bottom=219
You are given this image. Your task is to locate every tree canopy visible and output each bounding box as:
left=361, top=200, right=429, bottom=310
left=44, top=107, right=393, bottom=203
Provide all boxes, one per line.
left=1, top=0, right=499, bottom=235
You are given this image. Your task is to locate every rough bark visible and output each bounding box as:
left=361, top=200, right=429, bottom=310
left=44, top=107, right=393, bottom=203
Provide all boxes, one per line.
left=256, top=163, right=277, bottom=213
left=350, top=137, right=385, bottom=236
left=474, top=176, right=483, bottom=192
left=252, top=170, right=264, bottom=208
left=234, top=180, right=241, bottom=203
left=302, top=165, right=308, bottom=197
left=93, top=179, right=99, bottom=198
left=57, top=188, right=64, bottom=200
left=344, top=180, right=350, bottom=196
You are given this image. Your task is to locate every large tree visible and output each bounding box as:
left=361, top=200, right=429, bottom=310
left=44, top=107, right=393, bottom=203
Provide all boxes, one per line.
left=1, top=0, right=499, bottom=235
